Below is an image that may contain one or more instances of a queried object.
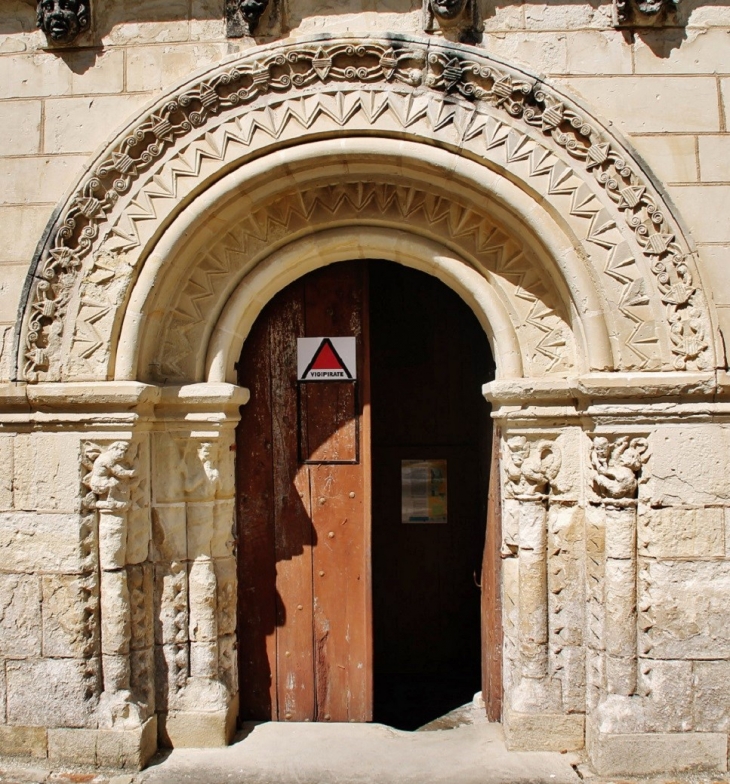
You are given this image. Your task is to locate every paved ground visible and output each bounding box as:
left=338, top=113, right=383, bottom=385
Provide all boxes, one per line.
left=1, top=704, right=729, bottom=784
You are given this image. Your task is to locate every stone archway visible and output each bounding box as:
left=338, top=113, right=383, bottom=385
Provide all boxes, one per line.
left=13, top=32, right=725, bottom=770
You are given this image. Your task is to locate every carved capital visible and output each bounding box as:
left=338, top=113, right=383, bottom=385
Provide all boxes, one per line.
left=504, top=436, right=562, bottom=501
left=591, top=435, right=649, bottom=504
left=37, top=0, right=90, bottom=45
left=82, top=441, right=137, bottom=512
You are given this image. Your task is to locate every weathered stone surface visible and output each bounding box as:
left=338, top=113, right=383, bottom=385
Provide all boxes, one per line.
left=630, top=135, right=698, bottom=185
left=13, top=433, right=80, bottom=512
left=152, top=504, right=187, bottom=562
left=694, top=660, right=730, bottom=732
left=0, top=100, right=40, bottom=157
left=44, top=95, right=153, bottom=157
left=6, top=659, right=98, bottom=728
left=0, top=155, right=88, bottom=206
left=587, top=723, right=727, bottom=775
left=160, top=705, right=236, bottom=749
left=557, top=76, right=719, bottom=133
left=0, top=660, right=6, bottom=724
left=47, top=727, right=97, bottom=765
left=49, top=717, right=157, bottom=769
left=215, top=557, right=236, bottom=637
left=639, top=560, right=730, bottom=659
left=639, top=659, right=693, bottom=732
left=0, top=512, right=94, bottom=574
left=125, top=43, right=229, bottom=93
left=96, top=717, right=158, bottom=769
left=504, top=709, right=585, bottom=751
left=639, top=506, right=724, bottom=558
left=0, top=573, right=40, bottom=656
left=42, top=574, right=99, bottom=658
left=129, top=564, right=154, bottom=651
left=0, top=725, right=47, bottom=757
left=646, top=427, right=730, bottom=506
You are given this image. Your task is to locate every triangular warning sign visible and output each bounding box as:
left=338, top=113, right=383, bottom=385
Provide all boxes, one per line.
left=310, top=340, right=345, bottom=371
left=302, top=338, right=353, bottom=380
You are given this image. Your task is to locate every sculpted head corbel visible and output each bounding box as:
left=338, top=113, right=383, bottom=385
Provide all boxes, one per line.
left=37, top=0, right=90, bottom=45
left=423, top=0, right=479, bottom=42
left=226, top=0, right=271, bottom=37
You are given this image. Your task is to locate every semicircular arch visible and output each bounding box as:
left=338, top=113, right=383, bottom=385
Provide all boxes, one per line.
left=14, top=33, right=717, bottom=384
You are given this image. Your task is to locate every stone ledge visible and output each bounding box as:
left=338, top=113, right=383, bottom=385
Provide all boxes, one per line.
left=47, top=717, right=157, bottom=770
left=587, top=723, right=728, bottom=776
left=0, top=725, right=47, bottom=758
left=504, top=709, right=585, bottom=752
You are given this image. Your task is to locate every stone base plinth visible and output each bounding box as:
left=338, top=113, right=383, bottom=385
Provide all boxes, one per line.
left=587, top=722, right=728, bottom=776
left=159, top=693, right=238, bottom=748
left=0, top=725, right=48, bottom=758
left=504, top=708, right=585, bottom=751
left=45, top=716, right=157, bottom=769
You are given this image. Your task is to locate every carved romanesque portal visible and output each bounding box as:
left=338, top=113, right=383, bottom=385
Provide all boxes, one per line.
left=14, top=32, right=724, bottom=771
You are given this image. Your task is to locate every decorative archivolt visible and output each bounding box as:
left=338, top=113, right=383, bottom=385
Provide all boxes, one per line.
left=17, top=34, right=716, bottom=383
left=148, top=180, right=574, bottom=383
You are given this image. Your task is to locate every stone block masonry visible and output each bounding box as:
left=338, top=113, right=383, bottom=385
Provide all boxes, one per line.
left=1, top=0, right=730, bottom=775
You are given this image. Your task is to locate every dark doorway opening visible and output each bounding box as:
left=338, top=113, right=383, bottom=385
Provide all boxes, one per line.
left=369, top=261, right=495, bottom=731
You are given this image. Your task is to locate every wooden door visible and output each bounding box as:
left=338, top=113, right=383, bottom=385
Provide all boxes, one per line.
left=236, top=261, right=371, bottom=723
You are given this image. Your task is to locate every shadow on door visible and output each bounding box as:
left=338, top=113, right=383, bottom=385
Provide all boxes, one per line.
left=369, top=261, right=495, bottom=731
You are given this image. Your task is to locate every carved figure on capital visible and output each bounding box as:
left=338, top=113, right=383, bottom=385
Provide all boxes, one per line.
left=184, top=441, right=222, bottom=502
left=504, top=436, right=562, bottom=501
left=37, top=0, right=90, bottom=45
left=591, top=436, right=649, bottom=503
left=82, top=441, right=136, bottom=511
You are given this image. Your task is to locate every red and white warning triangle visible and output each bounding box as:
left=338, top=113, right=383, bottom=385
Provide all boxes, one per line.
left=297, top=337, right=356, bottom=381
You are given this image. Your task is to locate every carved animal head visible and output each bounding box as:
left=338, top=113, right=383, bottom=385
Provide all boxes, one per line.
left=429, top=0, right=469, bottom=21
left=37, top=0, right=90, bottom=44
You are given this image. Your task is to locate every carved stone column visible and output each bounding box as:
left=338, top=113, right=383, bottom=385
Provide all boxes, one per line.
left=82, top=439, right=151, bottom=728
left=589, top=435, right=648, bottom=703
left=503, top=437, right=561, bottom=708
left=151, top=383, right=247, bottom=748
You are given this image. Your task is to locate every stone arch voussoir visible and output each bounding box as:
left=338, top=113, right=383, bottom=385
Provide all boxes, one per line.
left=15, top=33, right=718, bottom=384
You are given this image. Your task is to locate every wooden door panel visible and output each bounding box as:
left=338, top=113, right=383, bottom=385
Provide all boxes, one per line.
left=482, top=427, right=502, bottom=721
left=269, top=286, right=316, bottom=722
left=237, top=301, right=277, bottom=721
left=237, top=260, right=371, bottom=723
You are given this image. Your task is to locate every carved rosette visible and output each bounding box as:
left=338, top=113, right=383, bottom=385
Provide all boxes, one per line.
left=20, top=37, right=713, bottom=383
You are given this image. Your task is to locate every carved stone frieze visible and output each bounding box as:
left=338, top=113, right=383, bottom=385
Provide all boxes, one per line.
left=19, top=36, right=713, bottom=383
left=37, top=0, right=90, bottom=45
